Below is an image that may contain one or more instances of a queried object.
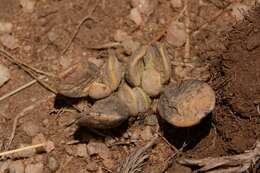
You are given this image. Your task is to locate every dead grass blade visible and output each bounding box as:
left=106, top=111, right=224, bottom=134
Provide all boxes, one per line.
left=62, top=0, right=98, bottom=54
left=117, top=136, right=158, bottom=173
left=178, top=140, right=260, bottom=173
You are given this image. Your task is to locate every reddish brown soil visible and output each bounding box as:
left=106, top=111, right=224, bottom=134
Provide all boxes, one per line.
left=210, top=7, right=260, bottom=155
left=0, top=0, right=259, bottom=173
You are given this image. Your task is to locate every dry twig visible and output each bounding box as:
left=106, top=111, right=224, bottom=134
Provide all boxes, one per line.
left=5, top=94, right=55, bottom=150
left=0, top=77, right=45, bottom=102
left=0, top=143, right=46, bottom=157
left=62, top=0, right=99, bottom=54
left=0, top=48, right=57, bottom=94
left=161, top=142, right=187, bottom=173
left=178, top=140, right=260, bottom=173
left=0, top=49, right=82, bottom=112
left=117, top=136, right=158, bottom=173
left=150, top=5, right=187, bottom=43
left=86, top=42, right=121, bottom=50
left=184, top=0, right=191, bottom=59
left=0, top=49, right=55, bottom=77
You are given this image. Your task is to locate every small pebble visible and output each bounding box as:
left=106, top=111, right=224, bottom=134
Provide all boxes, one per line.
left=47, top=30, right=58, bottom=43
left=19, top=0, right=36, bottom=13
left=25, top=163, right=43, bottom=173
left=122, top=38, right=140, bottom=55
left=123, top=132, right=129, bottom=139
left=129, top=8, right=142, bottom=25
left=59, top=56, right=72, bottom=69
left=47, top=156, right=59, bottom=172
left=230, top=3, right=249, bottom=21
left=171, top=0, right=182, bottom=8
left=0, top=22, right=13, bottom=34
left=86, top=161, right=98, bottom=171
left=0, top=34, right=19, bottom=49
left=130, top=129, right=140, bottom=140
left=88, top=57, right=104, bottom=68
left=87, top=141, right=111, bottom=159
left=22, top=121, right=40, bottom=137
left=32, top=133, right=46, bottom=144
left=105, top=136, right=116, bottom=146
left=140, top=126, right=154, bottom=141
left=144, top=114, right=158, bottom=126
left=103, top=158, right=116, bottom=170
left=114, top=30, right=130, bottom=42
left=76, top=144, right=88, bottom=158
left=0, top=64, right=10, bottom=87
left=166, top=21, right=186, bottom=47
left=42, top=119, right=49, bottom=127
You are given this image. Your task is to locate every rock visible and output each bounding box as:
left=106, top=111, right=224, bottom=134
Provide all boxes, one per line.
left=87, top=141, right=111, bottom=159
left=97, top=167, right=104, bottom=173
left=42, top=119, right=49, bottom=127
left=130, top=129, right=140, bottom=140
left=44, top=141, right=55, bottom=153
left=122, top=38, right=140, bottom=55
left=129, top=8, right=142, bottom=26
left=86, top=161, right=98, bottom=171
left=59, top=56, right=72, bottom=69
left=0, top=64, right=10, bottom=87
left=9, top=161, right=25, bottom=173
left=88, top=57, right=104, bottom=68
left=19, top=0, right=36, bottom=13
left=171, top=0, right=182, bottom=8
left=102, top=158, right=116, bottom=170
left=22, top=121, right=40, bottom=137
left=25, top=163, right=43, bottom=173
left=47, top=30, right=58, bottom=43
left=131, top=0, right=157, bottom=18
left=32, top=133, right=46, bottom=144
left=104, top=136, right=116, bottom=146
left=144, top=114, right=158, bottom=126
left=140, top=126, right=154, bottom=141
left=166, top=21, right=186, bottom=47
left=47, top=156, right=59, bottom=172
left=0, top=22, right=13, bottom=34
left=0, top=34, right=19, bottom=49
left=230, top=3, right=249, bottom=21
left=246, top=32, right=260, bottom=50
left=76, top=144, right=88, bottom=158
left=114, top=30, right=130, bottom=42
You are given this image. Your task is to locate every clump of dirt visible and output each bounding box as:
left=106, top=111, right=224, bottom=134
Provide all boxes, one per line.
left=210, top=6, right=260, bottom=154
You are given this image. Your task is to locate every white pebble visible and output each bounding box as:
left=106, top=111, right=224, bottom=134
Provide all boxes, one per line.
left=0, top=34, right=19, bottom=50
left=47, top=156, right=59, bottom=172
left=171, top=0, right=182, bottom=8
left=166, top=21, right=186, bottom=47
left=0, top=64, right=10, bottom=87
left=76, top=144, right=88, bottom=158
left=114, top=30, right=130, bottom=42
left=0, top=22, right=13, bottom=34
left=140, top=126, right=154, bottom=141
left=129, top=8, right=143, bottom=26
left=230, top=3, right=249, bottom=21
left=22, top=121, right=40, bottom=137
left=19, top=0, right=36, bottom=13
